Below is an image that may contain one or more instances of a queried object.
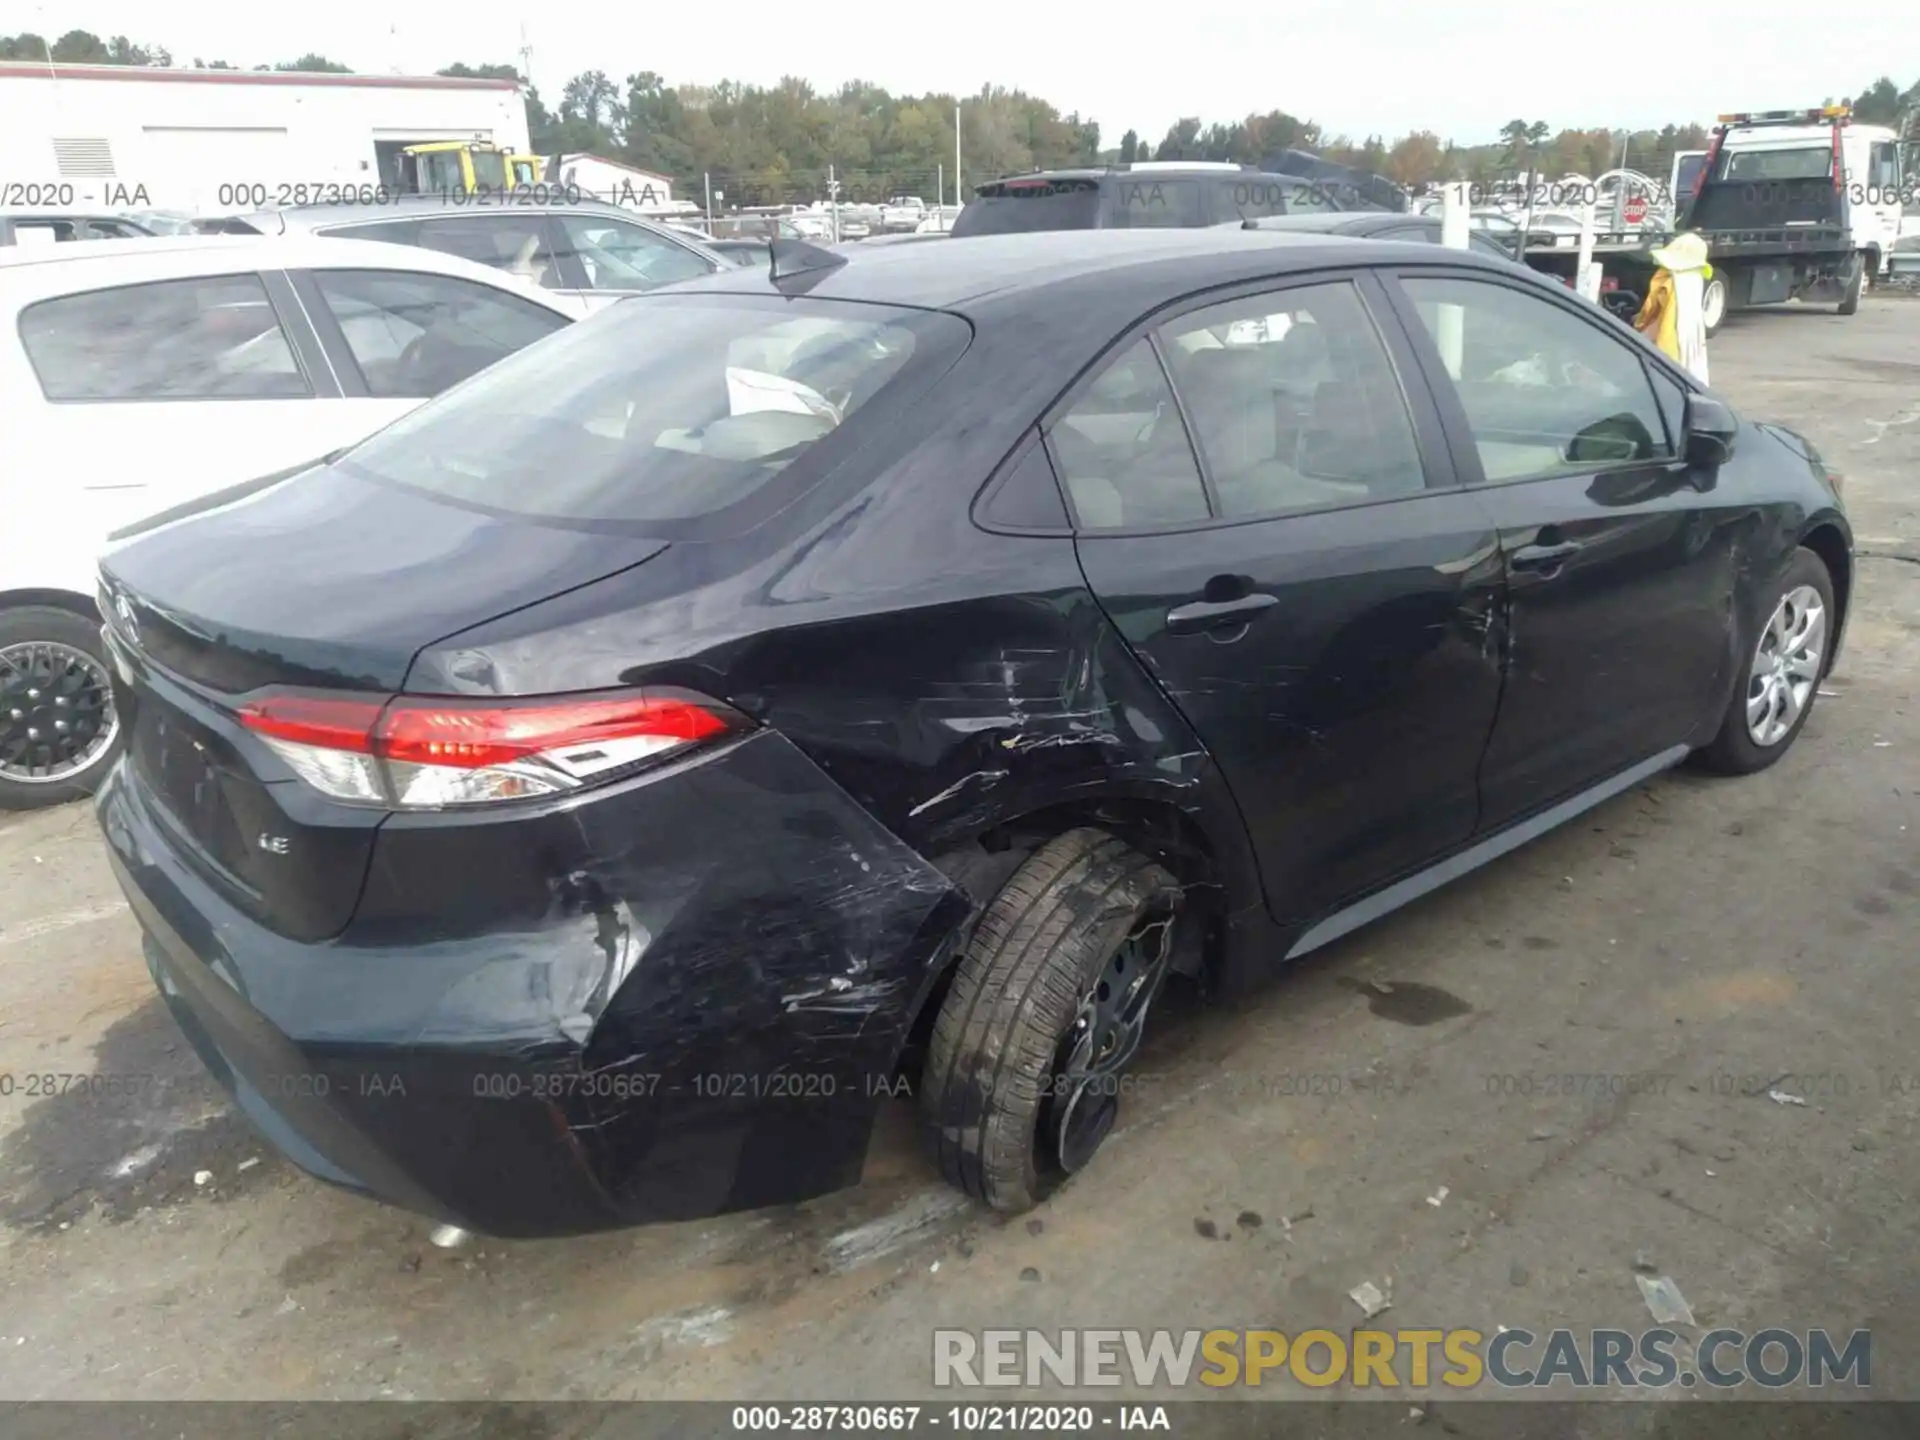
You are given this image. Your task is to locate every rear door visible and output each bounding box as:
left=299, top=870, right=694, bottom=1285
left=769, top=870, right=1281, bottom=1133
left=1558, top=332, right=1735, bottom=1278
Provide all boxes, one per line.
left=1381, top=266, right=1737, bottom=829
left=16, top=270, right=340, bottom=536
left=1062, top=271, right=1507, bottom=927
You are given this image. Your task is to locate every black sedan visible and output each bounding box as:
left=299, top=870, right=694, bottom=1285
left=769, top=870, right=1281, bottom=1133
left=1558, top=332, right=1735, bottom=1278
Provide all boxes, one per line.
left=95, top=228, right=1853, bottom=1237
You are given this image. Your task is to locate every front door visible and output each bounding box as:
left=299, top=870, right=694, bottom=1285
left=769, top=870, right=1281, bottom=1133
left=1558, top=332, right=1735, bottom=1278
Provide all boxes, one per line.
left=1384, top=269, right=1740, bottom=830
left=1062, top=272, right=1507, bottom=926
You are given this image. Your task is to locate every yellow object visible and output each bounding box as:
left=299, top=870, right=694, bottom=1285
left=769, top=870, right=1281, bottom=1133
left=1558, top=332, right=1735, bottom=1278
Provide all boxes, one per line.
left=1635, top=271, right=1683, bottom=363
left=398, top=142, right=516, bottom=195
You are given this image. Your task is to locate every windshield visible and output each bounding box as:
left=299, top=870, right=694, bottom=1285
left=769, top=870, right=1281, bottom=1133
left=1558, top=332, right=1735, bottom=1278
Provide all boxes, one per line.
left=1717, top=146, right=1834, bottom=182
left=469, top=150, right=509, bottom=191
left=335, top=296, right=970, bottom=526
left=416, top=150, right=466, bottom=193
left=952, top=179, right=1101, bottom=236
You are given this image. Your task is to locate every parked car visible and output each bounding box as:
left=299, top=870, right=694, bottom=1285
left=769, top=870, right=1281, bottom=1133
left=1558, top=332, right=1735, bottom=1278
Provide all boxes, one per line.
left=95, top=228, right=1851, bottom=1237
left=212, top=194, right=729, bottom=307
left=1, top=234, right=580, bottom=807
left=705, top=237, right=772, bottom=267
left=952, top=163, right=1350, bottom=237
left=1, top=210, right=159, bottom=245
left=1231, top=210, right=1519, bottom=259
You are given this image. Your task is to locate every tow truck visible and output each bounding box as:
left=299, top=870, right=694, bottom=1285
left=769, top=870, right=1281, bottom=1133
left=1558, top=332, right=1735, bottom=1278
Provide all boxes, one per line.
left=1516, top=106, right=1905, bottom=335
left=396, top=142, right=543, bottom=196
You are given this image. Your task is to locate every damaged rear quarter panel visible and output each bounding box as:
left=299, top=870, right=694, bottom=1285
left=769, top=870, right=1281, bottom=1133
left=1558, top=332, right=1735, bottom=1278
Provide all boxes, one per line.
left=348, top=729, right=972, bottom=1224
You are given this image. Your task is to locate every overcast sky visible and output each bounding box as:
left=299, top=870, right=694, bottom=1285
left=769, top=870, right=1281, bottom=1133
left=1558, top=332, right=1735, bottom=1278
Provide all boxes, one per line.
left=24, top=0, right=1919, bottom=145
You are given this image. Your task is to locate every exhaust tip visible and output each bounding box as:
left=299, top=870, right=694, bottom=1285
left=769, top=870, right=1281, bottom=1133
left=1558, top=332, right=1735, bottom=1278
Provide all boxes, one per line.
left=429, top=1224, right=471, bottom=1249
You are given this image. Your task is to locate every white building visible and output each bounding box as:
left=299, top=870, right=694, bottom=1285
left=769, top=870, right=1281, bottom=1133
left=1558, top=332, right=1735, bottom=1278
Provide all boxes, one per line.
left=0, top=62, right=532, bottom=214
left=544, top=153, right=680, bottom=212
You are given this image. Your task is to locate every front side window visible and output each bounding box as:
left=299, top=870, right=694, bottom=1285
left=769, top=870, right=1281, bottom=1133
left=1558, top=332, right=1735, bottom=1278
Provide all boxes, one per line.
left=1159, top=280, right=1426, bottom=517
left=1869, top=141, right=1901, bottom=191
left=1400, top=275, right=1673, bottom=482
left=550, top=214, right=715, bottom=291
left=310, top=269, right=569, bottom=398
left=334, top=295, right=967, bottom=526
left=1049, top=338, right=1209, bottom=528
left=21, top=273, right=308, bottom=401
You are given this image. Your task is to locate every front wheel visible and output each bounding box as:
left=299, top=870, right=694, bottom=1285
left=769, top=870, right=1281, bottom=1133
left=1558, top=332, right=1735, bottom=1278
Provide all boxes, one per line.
left=1695, top=548, right=1834, bottom=776
left=918, top=828, right=1181, bottom=1213
left=0, top=605, right=123, bottom=810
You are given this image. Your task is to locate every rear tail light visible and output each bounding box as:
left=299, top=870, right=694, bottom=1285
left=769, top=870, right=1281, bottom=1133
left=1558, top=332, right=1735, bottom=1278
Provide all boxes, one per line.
left=237, top=689, right=744, bottom=809
left=1825, top=470, right=1846, bottom=497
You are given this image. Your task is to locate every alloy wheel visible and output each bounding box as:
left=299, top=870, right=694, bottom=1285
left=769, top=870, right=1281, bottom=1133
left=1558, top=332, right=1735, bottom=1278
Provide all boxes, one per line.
left=1040, top=905, right=1179, bottom=1175
left=1745, top=585, right=1825, bottom=747
left=0, top=641, right=119, bottom=784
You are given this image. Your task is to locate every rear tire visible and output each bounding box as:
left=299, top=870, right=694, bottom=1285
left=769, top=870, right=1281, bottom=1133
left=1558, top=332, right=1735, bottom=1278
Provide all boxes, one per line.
left=1695, top=548, right=1834, bottom=776
left=1838, top=254, right=1865, bottom=316
left=918, top=828, right=1180, bottom=1214
left=0, top=604, right=122, bottom=810
left=1702, top=270, right=1729, bottom=338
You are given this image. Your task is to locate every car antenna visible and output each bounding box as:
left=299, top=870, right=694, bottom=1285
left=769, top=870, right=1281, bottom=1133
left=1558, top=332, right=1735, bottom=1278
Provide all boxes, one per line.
left=769, top=236, right=849, bottom=290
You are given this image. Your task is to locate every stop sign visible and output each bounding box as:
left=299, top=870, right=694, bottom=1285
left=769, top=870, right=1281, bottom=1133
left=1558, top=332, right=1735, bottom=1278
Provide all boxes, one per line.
left=1624, top=195, right=1650, bottom=225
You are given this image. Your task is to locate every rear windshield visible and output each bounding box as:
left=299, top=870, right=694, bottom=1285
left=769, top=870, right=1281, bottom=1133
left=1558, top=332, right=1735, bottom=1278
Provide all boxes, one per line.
left=1716, top=146, right=1834, bottom=182
left=1213, top=177, right=1334, bottom=219
left=952, top=179, right=1101, bottom=235
left=334, top=294, right=970, bottom=526
left=1106, top=177, right=1205, bottom=228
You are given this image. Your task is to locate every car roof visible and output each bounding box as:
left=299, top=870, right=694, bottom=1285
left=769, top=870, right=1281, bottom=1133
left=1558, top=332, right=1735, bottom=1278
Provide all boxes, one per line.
left=237, top=194, right=670, bottom=231
left=1231, top=213, right=1434, bottom=236
left=974, top=165, right=1264, bottom=185
left=669, top=227, right=1512, bottom=315
left=0, top=232, right=574, bottom=311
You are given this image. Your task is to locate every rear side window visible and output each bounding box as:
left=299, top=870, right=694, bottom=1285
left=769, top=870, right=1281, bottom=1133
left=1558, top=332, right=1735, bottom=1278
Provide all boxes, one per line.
left=549, top=213, right=714, bottom=290
left=334, top=295, right=971, bottom=526
left=1159, top=280, right=1426, bottom=517
left=21, top=273, right=310, bottom=401
left=309, top=269, right=569, bottom=398
left=413, top=215, right=561, bottom=289
left=325, top=218, right=424, bottom=246
left=952, top=179, right=1101, bottom=236
left=1050, top=338, right=1210, bottom=528
left=1107, top=178, right=1205, bottom=229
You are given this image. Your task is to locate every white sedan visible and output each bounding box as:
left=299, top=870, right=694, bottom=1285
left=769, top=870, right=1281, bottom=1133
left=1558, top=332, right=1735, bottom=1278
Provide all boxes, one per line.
left=0, top=234, right=582, bottom=808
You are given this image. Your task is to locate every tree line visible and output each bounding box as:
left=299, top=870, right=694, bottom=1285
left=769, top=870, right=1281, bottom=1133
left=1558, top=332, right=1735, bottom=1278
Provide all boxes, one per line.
left=7, top=29, right=1917, bottom=207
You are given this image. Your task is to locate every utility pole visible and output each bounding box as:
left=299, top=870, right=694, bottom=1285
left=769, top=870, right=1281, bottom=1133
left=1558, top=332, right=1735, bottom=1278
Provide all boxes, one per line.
left=704, top=172, right=713, bottom=227
left=954, top=102, right=963, bottom=208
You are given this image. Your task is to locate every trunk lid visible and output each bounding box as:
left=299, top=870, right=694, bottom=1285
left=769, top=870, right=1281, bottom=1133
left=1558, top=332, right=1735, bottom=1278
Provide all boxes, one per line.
left=98, top=461, right=667, bottom=940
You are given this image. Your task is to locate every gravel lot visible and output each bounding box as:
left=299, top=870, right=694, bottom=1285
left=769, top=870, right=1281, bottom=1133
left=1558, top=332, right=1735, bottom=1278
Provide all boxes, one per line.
left=0, top=295, right=1915, bottom=1424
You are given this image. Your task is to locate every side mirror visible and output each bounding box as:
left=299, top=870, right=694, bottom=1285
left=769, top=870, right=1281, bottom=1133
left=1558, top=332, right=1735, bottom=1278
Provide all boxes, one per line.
left=1683, top=394, right=1738, bottom=470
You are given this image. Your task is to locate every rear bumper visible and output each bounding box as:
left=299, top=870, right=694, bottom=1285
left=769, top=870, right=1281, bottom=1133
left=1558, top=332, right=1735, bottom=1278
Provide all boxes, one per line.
left=97, top=730, right=971, bottom=1237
